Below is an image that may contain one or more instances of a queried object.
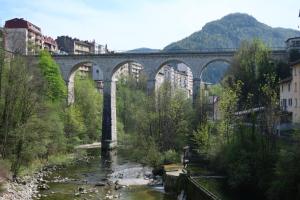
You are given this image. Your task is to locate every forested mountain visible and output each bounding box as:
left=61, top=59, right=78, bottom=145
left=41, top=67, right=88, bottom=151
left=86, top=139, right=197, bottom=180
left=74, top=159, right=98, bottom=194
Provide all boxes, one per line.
left=164, top=13, right=300, bottom=83
left=164, top=13, right=300, bottom=51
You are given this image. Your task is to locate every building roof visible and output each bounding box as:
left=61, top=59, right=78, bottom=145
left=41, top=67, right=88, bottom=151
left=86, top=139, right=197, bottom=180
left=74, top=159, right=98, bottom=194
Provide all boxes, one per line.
left=4, top=18, right=42, bottom=35
left=43, top=36, right=57, bottom=46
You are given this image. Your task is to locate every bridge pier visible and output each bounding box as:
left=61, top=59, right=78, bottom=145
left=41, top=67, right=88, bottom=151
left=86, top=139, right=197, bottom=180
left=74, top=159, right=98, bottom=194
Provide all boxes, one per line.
left=147, top=79, right=156, bottom=95
left=101, top=80, right=117, bottom=151
left=192, top=78, right=201, bottom=104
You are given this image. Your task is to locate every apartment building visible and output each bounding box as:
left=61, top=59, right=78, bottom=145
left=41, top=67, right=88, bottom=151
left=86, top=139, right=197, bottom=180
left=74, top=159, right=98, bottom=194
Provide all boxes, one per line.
left=156, top=63, right=193, bottom=97
left=286, top=37, right=300, bottom=62
left=43, top=36, right=58, bottom=53
left=4, top=18, right=43, bottom=54
left=56, top=36, right=108, bottom=54
left=4, top=18, right=58, bottom=55
left=113, top=62, right=143, bottom=81
left=280, top=60, right=300, bottom=123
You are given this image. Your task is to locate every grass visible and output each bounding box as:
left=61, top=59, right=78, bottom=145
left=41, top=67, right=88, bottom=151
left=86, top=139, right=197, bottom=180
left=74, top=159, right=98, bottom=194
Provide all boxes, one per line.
left=47, top=153, right=75, bottom=166
left=19, top=153, right=78, bottom=177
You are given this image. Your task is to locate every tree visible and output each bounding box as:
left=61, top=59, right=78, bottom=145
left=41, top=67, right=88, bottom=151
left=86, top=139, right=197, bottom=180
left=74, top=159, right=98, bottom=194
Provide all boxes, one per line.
left=74, top=75, right=103, bottom=143
left=224, top=40, right=276, bottom=109
left=38, top=51, right=66, bottom=102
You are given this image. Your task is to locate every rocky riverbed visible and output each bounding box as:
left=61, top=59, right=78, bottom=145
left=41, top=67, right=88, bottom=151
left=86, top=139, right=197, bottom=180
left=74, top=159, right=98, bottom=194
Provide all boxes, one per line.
left=0, top=150, right=174, bottom=200
left=0, top=165, right=62, bottom=200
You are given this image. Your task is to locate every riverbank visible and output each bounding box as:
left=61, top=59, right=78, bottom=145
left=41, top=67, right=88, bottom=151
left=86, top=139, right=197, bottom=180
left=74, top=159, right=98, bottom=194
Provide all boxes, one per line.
left=34, top=149, right=175, bottom=200
left=0, top=153, right=77, bottom=200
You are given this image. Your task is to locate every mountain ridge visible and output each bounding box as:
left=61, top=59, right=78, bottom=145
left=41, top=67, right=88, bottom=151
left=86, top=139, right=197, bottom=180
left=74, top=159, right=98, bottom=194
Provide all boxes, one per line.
left=164, top=13, right=300, bottom=51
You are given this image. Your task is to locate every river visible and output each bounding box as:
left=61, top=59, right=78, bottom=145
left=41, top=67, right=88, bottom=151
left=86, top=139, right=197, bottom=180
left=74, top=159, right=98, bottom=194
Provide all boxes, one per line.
left=35, top=149, right=176, bottom=200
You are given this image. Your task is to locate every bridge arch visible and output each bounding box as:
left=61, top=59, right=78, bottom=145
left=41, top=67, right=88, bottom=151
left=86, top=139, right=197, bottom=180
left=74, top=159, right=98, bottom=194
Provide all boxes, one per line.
left=111, top=60, right=146, bottom=80
left=67, top=60, right=103, bottom=104
left=200, top=58, right=231, bottom=82
left=102, top=60, right=147, bottom=150
left=154, top=59, right=194, bottom=97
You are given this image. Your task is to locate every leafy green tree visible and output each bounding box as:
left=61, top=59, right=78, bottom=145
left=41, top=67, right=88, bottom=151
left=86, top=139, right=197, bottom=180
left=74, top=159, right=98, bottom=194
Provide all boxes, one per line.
left=64, top=105, right=86, bottom=146
left=38, top=51, right=66, bottom=102
left=74, top=75, right=103, bottom=142
left=225, top=40, right=276, bottom=109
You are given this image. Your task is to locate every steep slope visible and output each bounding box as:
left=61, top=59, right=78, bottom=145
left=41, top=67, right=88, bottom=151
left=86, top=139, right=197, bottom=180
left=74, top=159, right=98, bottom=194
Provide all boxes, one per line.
left=164, top=13, right=300, bottom=51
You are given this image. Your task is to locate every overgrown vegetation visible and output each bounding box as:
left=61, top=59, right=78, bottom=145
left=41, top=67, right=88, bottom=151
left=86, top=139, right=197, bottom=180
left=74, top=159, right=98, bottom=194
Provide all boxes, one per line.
left=116, top=75, right=192, bottom=167
left=0, top=50, right=102, bottom=179
left=190, top=40, right=299, bottom=200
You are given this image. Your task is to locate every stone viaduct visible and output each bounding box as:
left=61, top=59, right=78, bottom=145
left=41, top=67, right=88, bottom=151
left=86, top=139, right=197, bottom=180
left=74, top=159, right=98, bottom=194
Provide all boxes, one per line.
left=45, top=50, right=287, bottom=150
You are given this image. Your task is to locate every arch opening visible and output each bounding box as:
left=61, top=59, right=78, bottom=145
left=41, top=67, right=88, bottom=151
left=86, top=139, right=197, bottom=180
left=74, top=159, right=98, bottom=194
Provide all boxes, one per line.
left=66, top=61, right=104, bottom=146
left=155, top=60, right=193, bottom=98
left=198, top=59, right=231, bottom=121
left=67, top=61, right=104, bottom=104
left=200, top=59, right=231, bottom=84
left=102, top=61, right=146, bottom=148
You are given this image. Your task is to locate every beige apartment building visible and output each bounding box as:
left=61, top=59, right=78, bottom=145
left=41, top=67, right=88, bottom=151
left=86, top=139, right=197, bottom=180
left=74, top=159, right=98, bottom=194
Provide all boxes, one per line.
left=4, top=18, right=58, bottom=55
left=280, top=60, right=300, bottom=123
left=4, top=18, right=43, bottom=55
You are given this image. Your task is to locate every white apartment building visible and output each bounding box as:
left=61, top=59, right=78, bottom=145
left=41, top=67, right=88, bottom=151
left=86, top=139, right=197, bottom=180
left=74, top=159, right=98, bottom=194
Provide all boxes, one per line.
left=156, top=63, right=193, bottom=97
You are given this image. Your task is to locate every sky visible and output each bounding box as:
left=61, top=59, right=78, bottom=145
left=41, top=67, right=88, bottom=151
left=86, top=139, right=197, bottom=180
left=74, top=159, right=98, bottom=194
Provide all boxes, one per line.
left=0, top=0, right=299, bottom=50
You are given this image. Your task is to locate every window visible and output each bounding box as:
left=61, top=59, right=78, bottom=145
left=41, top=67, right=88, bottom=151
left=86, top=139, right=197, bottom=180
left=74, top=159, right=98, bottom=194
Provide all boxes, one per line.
left=281, top=85, right=283, bottom=92
left=295, top=98, right=298, bottom=107
left=288, top=98, right=293, bottom=106
left=295, top=82, right=298, bottom=92
left=288, top=83, right=291, bottom=92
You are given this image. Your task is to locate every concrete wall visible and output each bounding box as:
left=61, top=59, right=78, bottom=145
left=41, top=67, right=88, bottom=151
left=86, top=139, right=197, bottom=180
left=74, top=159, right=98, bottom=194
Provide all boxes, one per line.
left=5, top=28, right=27, bottom=54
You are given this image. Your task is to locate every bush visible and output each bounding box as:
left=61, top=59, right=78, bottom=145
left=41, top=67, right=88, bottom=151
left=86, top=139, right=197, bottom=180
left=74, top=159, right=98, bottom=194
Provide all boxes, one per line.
left=162, top=150, right=180, bottom=164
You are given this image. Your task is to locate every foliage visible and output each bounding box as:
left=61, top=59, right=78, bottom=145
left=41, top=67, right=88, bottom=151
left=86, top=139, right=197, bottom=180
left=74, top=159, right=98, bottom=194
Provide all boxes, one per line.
left=116, top=75, right=192, bottom=167
left=0, top=51, right=104, bottom=177
left=38, top=50, right=66, bottom=102
left=74, top=75, right=103, bottom=143
left=267, top=133, right=300, bottom=200
left=192, top=123, right=211, bottom=156
left=64, top=105, right=86, bottom=147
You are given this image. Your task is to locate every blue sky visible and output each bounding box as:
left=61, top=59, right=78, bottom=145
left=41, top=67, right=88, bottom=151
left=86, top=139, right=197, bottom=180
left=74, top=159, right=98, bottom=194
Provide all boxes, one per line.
left=0, top=0, right=299, bottom=50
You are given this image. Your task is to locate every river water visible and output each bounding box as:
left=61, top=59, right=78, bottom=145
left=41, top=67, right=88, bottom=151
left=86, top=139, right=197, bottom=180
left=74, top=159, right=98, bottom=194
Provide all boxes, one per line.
left=36, top=149, right=176, bottom=200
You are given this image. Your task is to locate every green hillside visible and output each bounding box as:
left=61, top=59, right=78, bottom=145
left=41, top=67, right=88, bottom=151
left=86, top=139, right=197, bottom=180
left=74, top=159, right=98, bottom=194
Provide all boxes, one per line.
left=164, top=13, right=300, bottom=83
left=164, top=13, right=300, bottom=51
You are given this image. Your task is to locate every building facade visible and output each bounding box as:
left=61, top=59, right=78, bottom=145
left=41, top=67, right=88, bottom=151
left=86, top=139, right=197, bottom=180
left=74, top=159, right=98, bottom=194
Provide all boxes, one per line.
left=56, top=36, right=108, bottom=55
left=113, top=62, right=143, bottom=81
left=43, top=36, right=58, bottom=53
left=4, top=18, right=43, bottom=55
left=280, top=60, right=300, bottom=123
left=286, top=37, right=300, bottom=62
left=4, top=18, right=58, bottom=55
left=156, top=63, right=193, bottom=97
